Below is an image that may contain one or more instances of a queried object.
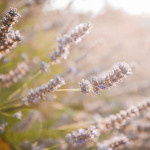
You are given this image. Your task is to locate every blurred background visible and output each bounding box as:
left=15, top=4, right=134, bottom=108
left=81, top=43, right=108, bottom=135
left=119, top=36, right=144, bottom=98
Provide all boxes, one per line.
left=0, top=0, right=150, bottom=150
left=46, top=0, right=150, bottom=15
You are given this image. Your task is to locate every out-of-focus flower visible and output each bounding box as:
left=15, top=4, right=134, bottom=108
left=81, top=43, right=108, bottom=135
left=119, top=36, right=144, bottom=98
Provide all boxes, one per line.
left=0, top=120, right=8, bottom=134
left=13, top=111, right=22, bottom=120
left=40, top=61, right=50, bottom=72
left=0, top=62, right=29, bottom=88
left=97, top=135, right=128, bottom=150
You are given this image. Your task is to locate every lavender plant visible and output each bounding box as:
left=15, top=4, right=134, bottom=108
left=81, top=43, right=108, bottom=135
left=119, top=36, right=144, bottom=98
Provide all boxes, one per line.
left=0, top=8, right=21, bottom=59
left=0, top=1, right=150, bottom=150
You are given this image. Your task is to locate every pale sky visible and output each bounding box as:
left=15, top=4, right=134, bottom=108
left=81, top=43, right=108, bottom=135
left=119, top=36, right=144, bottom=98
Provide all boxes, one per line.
left=44, top=0, right=150, bottom=16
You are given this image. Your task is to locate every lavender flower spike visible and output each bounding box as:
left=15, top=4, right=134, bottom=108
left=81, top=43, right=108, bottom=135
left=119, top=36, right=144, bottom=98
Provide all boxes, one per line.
left=0, top=62, right=28, bottom=88
left=97, top=135, right=128, bottom=150
left=27, top=75, right=65, bottom=103
left=0, top=7, right=20, bottom=40
left=0, top=8, right=21, bottom=59
left=50, top=22, right=92, bottom=64
left=91, top=62, right=132, bottom=94
left=66, top=126, right=100, bottom=148
left=66, top=99, right=150, bottom=148
left=0, top=30, right=22, bottom=59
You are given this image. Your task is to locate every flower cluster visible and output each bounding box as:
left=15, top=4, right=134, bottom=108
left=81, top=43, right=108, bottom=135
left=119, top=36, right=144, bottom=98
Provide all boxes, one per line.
left=0, top=62, right=29, bottom=88
left=0, top=8, right=20, bottom=38
left=0, top=30, right=21, bottom=57
left=0, top=8, right=21, bottom=59
left=102, top=99, right=150, bottom=130
left=66, top=99, right=150, bottom=147
left=79, top=62, right=132, bottom=95
left=50, top=23, right=92, bottom=64
left=97, top=135, right=128, bottom=150
left=66, top=126, right=100, bottom=148
left=79, top=79, right=93, bottom=94
left=27, top=75, right=65, bottom=103
left=91, top=62, right=132, bottom=94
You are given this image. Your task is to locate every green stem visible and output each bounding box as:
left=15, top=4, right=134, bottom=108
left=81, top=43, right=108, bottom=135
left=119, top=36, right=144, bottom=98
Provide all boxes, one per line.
left=0, top=88, right=80, bottom=110
left=0, top=95, right=25, bottom=107
left=56, top=88, right=80, bottom=92
left=0, top=104, right=30, bottom=112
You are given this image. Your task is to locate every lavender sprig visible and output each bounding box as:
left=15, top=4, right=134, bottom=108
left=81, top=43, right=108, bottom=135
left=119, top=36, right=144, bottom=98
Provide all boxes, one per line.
left=27, top=75, right=65, bottom=103
left=0, top=62, right=28, bottom=88
left=91, top=62, right=132, bottom=94
left=50, top=23, right=92, bottom=64
left=0, top=8, right=21, bottom=59
left=97, top=135, right=128, bottom=150
left=66, top=99, right=150, bottom=148
left=66, top=126, right=100, bottom=148
left=0, top=7, right=20, bottom=40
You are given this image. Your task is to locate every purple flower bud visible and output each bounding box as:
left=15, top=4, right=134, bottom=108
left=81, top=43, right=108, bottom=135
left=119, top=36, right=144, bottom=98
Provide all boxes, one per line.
left=99, top=84, right=104, bottom=89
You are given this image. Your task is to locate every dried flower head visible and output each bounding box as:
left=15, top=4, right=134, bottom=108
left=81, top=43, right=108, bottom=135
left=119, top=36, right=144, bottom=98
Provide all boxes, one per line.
left=50, top=22, right=92, bottom=64
left=27, top=75, right=65, bottom=103
left=91, top=62, right=132, bottom=94
left=79, top=79, right=93, bottom=94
